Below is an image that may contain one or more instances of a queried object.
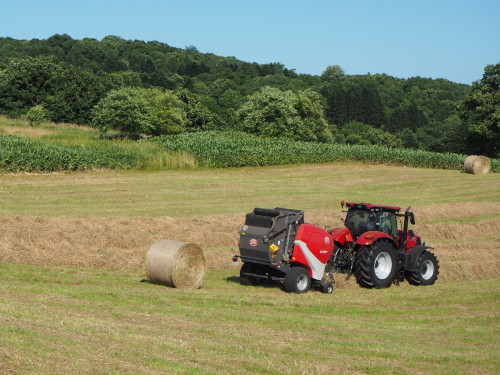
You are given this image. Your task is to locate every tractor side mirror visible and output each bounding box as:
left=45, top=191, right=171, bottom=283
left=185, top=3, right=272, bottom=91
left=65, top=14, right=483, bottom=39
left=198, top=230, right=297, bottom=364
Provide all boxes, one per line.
left=410, top=213, right=415, bottom=225
left=405, top=206, right=415, bottom=225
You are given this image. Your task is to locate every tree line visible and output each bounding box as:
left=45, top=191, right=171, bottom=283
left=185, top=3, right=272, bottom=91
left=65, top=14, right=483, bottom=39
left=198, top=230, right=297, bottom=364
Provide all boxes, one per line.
left=0, top=34, right=498, bottom=157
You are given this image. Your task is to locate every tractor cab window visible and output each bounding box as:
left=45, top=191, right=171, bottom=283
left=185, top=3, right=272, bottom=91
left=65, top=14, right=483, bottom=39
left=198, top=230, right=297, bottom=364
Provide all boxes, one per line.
left=378, top=212, right=397, bottom=238
left=345, top=209, right=378, bottom=236
left=345, top=209, right=398, bottom=238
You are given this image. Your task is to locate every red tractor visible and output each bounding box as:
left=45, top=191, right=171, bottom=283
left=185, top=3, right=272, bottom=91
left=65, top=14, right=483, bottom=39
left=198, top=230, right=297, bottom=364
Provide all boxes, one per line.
left=235, top=202, right=439, bottom=293
left=328, top=201, right=439, bottom=289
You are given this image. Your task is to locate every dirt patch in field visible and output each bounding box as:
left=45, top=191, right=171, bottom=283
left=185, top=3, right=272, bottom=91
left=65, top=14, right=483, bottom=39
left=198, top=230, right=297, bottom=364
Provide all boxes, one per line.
left=0, top=125, right=55, bottom=137
left=0, top=203, right=499, bottom=286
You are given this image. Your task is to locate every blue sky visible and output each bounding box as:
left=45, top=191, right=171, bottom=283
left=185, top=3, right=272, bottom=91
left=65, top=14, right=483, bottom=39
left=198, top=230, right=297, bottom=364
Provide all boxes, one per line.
left=2, top=0, right=499, bottom=84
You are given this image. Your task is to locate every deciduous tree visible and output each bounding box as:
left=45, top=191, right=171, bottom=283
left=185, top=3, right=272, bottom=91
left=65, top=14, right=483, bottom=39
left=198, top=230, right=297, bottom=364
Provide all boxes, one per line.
left=91, top=87, right=151, bottom=137
left=237, top=86, right=332, bottom=142
left=25, top=105, right=49, bottom=126
left=459, top=64, right=499, bottom=157
left=0, top=56, right=109, bottom=123
left=91, top=87, right=187, bottom=138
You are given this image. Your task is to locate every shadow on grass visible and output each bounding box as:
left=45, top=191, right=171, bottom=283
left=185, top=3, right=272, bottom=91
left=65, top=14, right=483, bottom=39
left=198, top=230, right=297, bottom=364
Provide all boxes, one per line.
left=225, top=275, right=284, bottom=290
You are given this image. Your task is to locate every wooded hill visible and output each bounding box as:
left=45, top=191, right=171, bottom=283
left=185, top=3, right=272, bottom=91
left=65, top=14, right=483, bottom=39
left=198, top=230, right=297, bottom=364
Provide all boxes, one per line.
left=0, top=34, right=497, bottom=157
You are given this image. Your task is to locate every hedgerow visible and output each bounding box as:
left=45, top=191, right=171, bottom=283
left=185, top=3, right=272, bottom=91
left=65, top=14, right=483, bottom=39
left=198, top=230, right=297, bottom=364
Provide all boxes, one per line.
left=152, top=131, right=500, bottom=172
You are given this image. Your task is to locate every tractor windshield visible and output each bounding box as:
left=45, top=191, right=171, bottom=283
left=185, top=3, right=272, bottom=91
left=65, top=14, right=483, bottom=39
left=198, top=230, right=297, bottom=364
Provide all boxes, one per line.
left=345, top=209, right=397, bottom=238
left=378, top=211, right=398, bottom=238
left=345, top=209, right=377, bottom=236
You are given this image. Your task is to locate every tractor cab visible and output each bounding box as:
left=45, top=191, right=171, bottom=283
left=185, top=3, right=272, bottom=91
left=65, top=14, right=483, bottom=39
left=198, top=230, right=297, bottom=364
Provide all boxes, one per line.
left=341, top=201, right=421, bottom=251
left=343, top=202, right=399, bottom=239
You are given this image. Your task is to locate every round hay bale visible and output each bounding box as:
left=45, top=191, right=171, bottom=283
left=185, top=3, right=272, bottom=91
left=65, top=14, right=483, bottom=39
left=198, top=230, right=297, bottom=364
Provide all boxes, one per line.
left=464, top=155, right=491, bottom=174
left=146, top=240, right=206, bottom=289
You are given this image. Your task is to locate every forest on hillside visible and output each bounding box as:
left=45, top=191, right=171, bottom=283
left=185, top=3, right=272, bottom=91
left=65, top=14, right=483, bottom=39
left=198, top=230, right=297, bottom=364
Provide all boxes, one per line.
left=0, top=34, right=498, bottom=157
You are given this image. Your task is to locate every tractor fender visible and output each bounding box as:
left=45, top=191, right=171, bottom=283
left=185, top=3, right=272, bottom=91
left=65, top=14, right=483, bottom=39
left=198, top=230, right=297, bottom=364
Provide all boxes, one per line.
left=329, top=227, right=352, bottom=246
left=355, top=231, right=395, bottom=247
left=405, top=245, right=434, bottom=272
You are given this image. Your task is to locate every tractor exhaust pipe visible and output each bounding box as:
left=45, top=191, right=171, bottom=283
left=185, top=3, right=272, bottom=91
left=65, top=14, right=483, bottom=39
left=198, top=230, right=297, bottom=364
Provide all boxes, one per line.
left=399, top=206, right=415, bottom=250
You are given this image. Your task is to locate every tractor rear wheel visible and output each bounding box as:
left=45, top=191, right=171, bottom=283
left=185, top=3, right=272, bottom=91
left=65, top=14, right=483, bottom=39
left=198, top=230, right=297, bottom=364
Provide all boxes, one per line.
left=284, top=267, right=311, bottom=293
left=355, top=240, right=397, bottom=288
left=407, top=250, right=439, bottom=286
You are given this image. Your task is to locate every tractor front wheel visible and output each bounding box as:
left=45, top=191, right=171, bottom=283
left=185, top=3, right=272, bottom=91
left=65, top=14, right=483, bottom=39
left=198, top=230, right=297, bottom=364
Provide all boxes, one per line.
left=407, top=251, right=439, bottom=286
left=284, top=267, right=311, bottom=293
left=355, top=240, right=397, bottom=288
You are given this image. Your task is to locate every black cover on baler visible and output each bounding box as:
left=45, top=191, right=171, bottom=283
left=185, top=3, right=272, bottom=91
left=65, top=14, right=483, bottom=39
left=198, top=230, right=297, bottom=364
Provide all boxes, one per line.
left=244, top=208, right=304, bottom=228
left=244, top=211, right=274, bottom=228
left=253, top=208, right=281, bottom=217
left=239, top=207, right=304, bottom=264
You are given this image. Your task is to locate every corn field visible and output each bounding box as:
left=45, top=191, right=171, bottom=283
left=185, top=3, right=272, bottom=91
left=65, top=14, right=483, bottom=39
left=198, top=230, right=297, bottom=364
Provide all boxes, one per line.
left=2, top=132, right=498, bottom=173
left=153, top=131, right=500, bottom=172
left=0, top=135, right=140, bottom=172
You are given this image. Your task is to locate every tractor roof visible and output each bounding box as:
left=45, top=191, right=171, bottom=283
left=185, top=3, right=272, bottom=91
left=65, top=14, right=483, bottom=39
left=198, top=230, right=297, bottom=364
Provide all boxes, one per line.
left=345, top=202, right=401, bottom=212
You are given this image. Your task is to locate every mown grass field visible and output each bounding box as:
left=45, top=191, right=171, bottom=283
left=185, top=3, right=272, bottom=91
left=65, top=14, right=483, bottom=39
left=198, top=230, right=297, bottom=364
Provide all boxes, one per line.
left=1, top=118, right=499, bottom=374
left=1, top=163, right=498, bottom=218
left=1, top=163, right=499, bottom=374
left=1, top=264, right=498, bottom=375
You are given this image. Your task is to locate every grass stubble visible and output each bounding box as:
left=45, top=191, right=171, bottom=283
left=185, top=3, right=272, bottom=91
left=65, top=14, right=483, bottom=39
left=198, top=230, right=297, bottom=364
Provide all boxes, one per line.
left=1, top=265, right=498, bottom=375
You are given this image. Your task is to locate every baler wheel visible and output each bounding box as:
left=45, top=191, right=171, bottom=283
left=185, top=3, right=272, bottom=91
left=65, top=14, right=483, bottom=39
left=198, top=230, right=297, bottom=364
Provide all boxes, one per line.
left=355, top=240, right=397, bottom=288
left=284, top=267, right=311, bottom=293
left=240, top=262, right=265, bottom=286
left=322, top=283, right=334, bottom=294
left=407, top=250, right=439, bottom=286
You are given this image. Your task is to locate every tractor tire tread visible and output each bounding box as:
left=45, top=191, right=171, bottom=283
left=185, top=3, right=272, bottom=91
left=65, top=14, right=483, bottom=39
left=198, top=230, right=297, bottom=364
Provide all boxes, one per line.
left=283, top=267, right=311, bottom=294
left=407, top=250, right=439, bottom=286
left=354, top=239, right=397, bottom=289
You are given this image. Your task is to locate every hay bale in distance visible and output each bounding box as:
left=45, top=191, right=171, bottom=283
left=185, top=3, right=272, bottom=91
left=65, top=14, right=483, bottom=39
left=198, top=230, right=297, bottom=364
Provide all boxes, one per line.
left=146, top=240, right=206, bottom=289
left=464, top=155, right=491, bottom=174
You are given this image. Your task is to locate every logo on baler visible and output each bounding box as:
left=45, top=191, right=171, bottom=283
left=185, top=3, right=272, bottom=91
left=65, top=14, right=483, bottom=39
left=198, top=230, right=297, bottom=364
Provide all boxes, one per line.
left=249, top=239, right=259, bottom=247
left=324, top=237, right=331, bottom=244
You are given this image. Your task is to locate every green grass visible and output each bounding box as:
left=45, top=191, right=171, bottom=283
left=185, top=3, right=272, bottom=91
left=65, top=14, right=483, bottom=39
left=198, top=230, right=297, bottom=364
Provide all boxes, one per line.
left=1, top=263, right=498, bottom=375
left=1, top=163, right=499, bottom=217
